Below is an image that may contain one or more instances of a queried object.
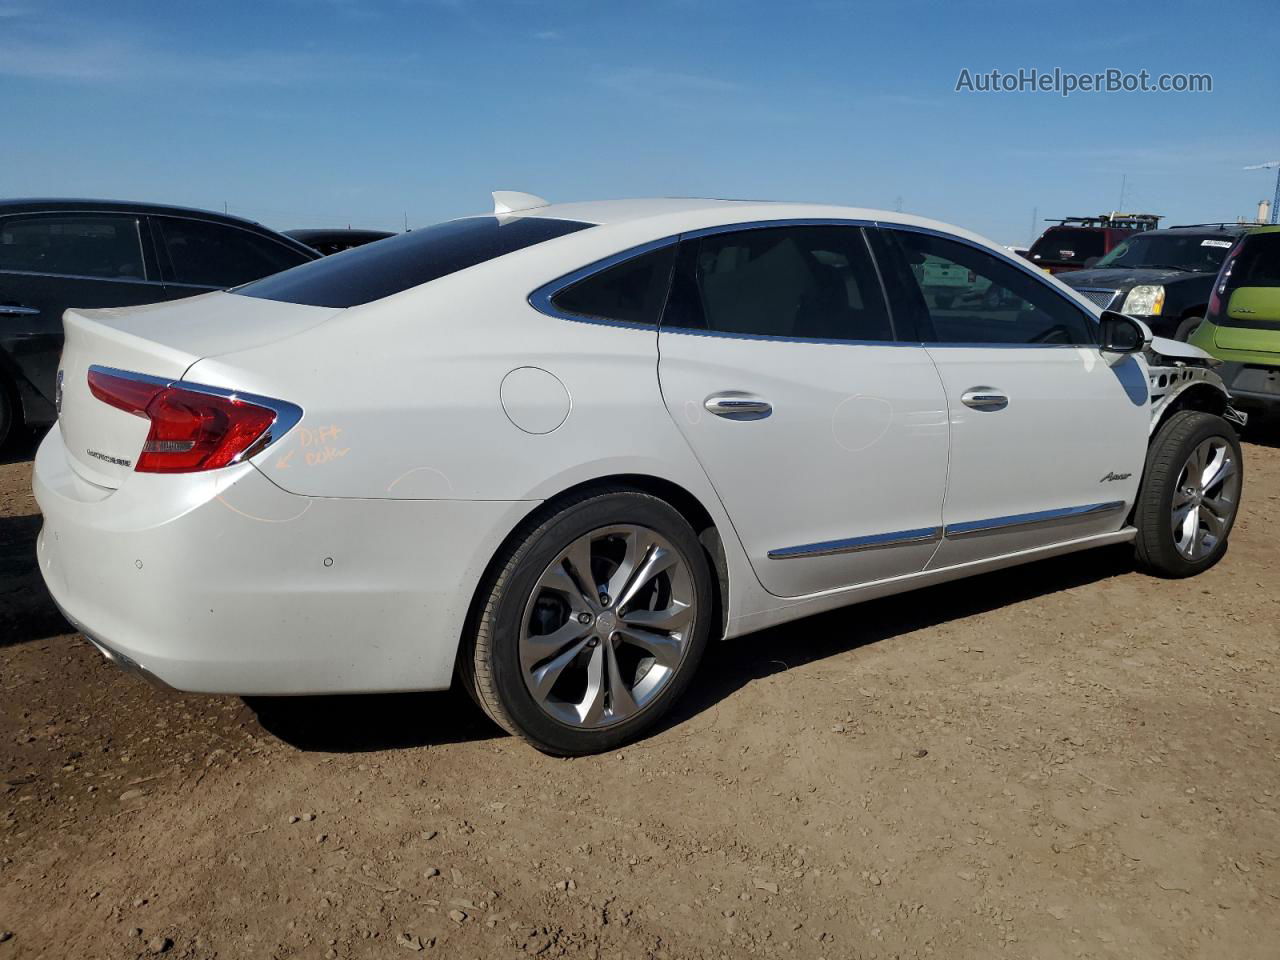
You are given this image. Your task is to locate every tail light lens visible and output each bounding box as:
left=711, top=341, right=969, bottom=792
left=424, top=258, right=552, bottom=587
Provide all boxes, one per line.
left=87, top=368, right=292, bottom=473
left=1206, top=239, right=1244, bottom=322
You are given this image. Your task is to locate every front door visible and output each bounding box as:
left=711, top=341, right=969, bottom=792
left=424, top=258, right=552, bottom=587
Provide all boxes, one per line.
left=869, top=227, right=1149, bottom=568
left=656, top=223, right=950, bottom=598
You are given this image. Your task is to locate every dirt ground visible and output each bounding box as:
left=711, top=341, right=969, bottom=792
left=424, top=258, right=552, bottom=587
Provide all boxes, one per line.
left=1, top=427, right=1278, bottom=960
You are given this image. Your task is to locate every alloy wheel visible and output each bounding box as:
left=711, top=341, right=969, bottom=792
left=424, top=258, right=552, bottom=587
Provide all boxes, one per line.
left=1171, top=437, right=1240, bottom=561
left=519, top=524, right=695, bottom=728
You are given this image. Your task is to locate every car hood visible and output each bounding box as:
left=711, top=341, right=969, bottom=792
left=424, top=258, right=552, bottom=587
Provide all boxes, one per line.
left=1064, top=267, right=1205, bottom=288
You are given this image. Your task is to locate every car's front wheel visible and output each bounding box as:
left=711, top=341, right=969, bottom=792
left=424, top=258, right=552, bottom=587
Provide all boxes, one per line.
left=1134, top=411, right=1243, bottom=577
left=462, top=489, right=714, bottom=755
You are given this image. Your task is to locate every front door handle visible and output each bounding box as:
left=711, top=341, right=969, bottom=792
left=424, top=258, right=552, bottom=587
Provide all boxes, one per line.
left=0, top=304, right=40, bottom=317
left=704, top=393, right=773, bottom=421
left=961, top=387, right=1009, bottom=410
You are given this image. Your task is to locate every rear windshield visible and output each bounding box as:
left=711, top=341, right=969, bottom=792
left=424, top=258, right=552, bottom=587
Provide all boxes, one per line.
left=1028, top=227, right=1107, bottom=264
left=235, top=216, right=594, bottom=307
left=1094, top=232, right=1237, bottom=273
left=1229, top=232, right=1280, bottom=289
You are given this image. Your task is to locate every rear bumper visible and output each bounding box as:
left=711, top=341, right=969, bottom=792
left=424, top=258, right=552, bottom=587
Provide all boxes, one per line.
left=34, top=424, right=533, bottom=695
left=1218, top=362, right=1280, bottom=408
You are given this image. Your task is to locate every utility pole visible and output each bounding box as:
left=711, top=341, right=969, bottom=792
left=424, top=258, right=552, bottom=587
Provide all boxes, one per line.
left=1029, top=206, right=1037, bottom=247
left=1244, top=161, right=1280, bottom=225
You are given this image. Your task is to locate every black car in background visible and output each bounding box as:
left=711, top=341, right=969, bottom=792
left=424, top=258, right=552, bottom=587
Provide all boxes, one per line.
left=284, top=228, right=396, bottom=256
left=0, top=199, right=319, bottom=446
left=1060, top=223, right=1250, bottom=341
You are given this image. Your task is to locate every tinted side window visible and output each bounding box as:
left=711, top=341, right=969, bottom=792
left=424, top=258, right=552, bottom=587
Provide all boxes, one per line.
left=238, top=217, right=594, bottom=308
left=883, top=230, right=1095, bottom=346
left=0, top=214, right=146, bottom=280
left=550, top=245, right=676, bottom=326
left=156, top=218, right=311, bottom=288
left=663, top=226, right=894, bottom=341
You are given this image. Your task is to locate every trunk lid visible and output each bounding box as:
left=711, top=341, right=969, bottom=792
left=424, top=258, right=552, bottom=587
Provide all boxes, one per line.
left=57, top=292, right=339, bottom=489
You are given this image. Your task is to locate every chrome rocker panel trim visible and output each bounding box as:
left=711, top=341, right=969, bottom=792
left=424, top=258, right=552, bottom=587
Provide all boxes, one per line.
left=768, top=526, right=942, bottom=560
left=769, top=501, right=1127, bottom=559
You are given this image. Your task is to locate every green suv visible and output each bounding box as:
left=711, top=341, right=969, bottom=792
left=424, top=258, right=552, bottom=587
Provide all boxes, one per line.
left=1190, top=226, right=1280, bottom=414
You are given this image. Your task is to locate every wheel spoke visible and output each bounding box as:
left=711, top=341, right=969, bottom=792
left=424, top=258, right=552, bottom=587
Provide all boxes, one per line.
left=604, top=641, right=639, bottom=719
left=1203, top=452, right=1235, bottom=493
left=1181, top=505, right=1201, bottom=557
left=615, top=545, right=678, bottom=611
left=1200, top=505, right=1226, bottom=539
left=577, top=644, right=607, bottom=725
left=617, top=625, right=683, bottom=669
left=1201, top=494, right=1232, bottom=522
left=1172, top=487, right=1194, bottom=509
left=621, top=600, right=693, bottom=634
left=603, top=529, right=647, bottom=603
left=521, top=618, right=591, bottom=671
left=528, top=636, right=591, bottom=703
left=563, top=536, right=600, bottom=601
left=1187, top=442, right=1208, bottom=487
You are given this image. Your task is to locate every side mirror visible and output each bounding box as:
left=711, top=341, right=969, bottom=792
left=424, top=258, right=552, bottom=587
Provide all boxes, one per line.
left=1083, top=256, right=1100, bottom=268
left=1098, top=310, right=1150, bottom=353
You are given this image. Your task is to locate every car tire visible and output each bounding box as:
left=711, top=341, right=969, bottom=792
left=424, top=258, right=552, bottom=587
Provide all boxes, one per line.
left=1134, top=411, right=1243, bottom=578
left=1173, top=316, right=1202, bottom=342
left=462, top=488, right=714, bottom=756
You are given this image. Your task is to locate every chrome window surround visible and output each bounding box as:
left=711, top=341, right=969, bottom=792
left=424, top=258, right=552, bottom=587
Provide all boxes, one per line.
left=527, top=218, right=1102, bottom=349
left=769, top=501, right=1126, bottom=560
left=86, top=364, right=303, bottom=465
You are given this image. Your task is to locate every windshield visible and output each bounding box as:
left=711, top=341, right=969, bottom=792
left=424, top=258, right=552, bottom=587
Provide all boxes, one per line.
left=1028, top=227, right=1106, bottom=264
left=1094, top=232, right=1236, bottom=273
left=235, top=216, right=594, bottom=307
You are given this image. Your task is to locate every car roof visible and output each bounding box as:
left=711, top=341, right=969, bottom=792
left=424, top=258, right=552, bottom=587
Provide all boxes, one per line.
left=0, top=197, right=276, bottom=232
left=513, top=196, right=993, bottom=245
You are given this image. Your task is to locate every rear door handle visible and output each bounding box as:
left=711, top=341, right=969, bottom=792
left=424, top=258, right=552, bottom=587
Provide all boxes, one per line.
left=961, top=387, right=1009, bottom=410
left=0, top=305, right=40, bottom=317
left=704, top=393, right=773, bottom=421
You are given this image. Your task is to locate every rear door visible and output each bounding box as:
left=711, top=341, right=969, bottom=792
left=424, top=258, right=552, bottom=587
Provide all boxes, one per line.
left=656, top=223, right=949, bottom=598
left=870, top=227, right=1148, bottom=568
left=0, top=211, right=167, bottom=408
left=149, top=216, right=314, bottom=298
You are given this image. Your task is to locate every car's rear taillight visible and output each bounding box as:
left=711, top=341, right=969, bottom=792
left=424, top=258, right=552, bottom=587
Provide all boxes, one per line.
left=87, top=367, right=296, bottom=473
left=1206, top=239, right=1245, bottom=322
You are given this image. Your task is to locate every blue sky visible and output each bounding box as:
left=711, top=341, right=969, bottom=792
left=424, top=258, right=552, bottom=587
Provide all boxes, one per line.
left=2, top=0, right=1277, bottom=245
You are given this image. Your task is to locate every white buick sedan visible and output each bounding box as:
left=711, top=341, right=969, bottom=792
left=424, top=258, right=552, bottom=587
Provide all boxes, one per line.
left=34, top=193, right=1244, bottom=754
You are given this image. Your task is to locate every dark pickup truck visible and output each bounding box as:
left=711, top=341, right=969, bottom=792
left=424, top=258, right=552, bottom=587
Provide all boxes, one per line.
left=1059, top=224, right=1248, bottom=340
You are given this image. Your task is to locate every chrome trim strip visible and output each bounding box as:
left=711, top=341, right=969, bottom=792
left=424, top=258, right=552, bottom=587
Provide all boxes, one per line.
left=768, top=526, right=942, bottom=560
left=0, top=268, right=164, bottom=287
left=943, top=500, right=1125, bottom=539
left=86, top=364, right=303, bottom=464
